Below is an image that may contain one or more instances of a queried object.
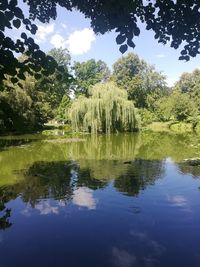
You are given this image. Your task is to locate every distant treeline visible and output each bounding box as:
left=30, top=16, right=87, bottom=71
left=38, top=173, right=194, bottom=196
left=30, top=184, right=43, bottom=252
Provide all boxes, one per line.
left=1, top=49, right=200, bottom=134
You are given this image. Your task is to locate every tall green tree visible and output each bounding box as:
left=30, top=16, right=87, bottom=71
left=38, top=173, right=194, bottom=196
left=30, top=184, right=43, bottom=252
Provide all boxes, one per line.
left=174, top=69, right=200, bottom=112
left=0, top=48, right=72, bottom=133
left=72, top=59, right=110, bottom=97
left=38, top=48, right=72, bottom=111
left=69, top=82, right=140, bottom=134
left=112, top=53, right=167, bottom=109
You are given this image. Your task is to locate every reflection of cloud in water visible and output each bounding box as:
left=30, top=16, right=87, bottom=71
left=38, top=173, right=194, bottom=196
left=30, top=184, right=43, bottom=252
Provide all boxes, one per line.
left=21, top=207, right=31, bottom=217
left=112, top=247, right=136, bottom=267
left=73, top=187, right=96, bottom=210
left=123, top=230, right=166, bottom=266
left=58, top=200, right=66, bottom=207
left=35, top=201, right=59, bottom=215
left=130, top=231, right=165, bottom=257
left=167, top=195, right=188, bottom=207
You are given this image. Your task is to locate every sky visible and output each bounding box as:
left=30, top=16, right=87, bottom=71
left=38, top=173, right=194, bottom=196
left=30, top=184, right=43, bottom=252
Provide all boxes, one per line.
left=12, top=3, right=200, bottom=86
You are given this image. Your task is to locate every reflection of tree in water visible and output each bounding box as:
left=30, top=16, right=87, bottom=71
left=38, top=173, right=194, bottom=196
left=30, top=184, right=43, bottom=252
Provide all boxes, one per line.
left=0, top=187, right=14, bottom=230
left=0, top=158, right=165, bottom=230
left=178, top=163, right=200, bottom=178
left=0, top=138, right=33, bottom=152
left=68, top=133, right=141, bottom=161
left=114, top=159, right=165, bottom=196
left=22, top=161, right=73, bottom=205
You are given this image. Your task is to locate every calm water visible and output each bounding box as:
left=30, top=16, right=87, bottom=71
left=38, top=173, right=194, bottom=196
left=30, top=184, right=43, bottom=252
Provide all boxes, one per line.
left=1, top=131, right=200, bottom=267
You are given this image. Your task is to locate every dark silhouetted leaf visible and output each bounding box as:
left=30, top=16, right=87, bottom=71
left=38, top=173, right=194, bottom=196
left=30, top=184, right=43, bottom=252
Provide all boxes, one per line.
left=119, top=44, right=128, bottom=54
left=21, top=32, right=27, bottom=39
left=11, top=77, right=18, bottom=83
left=127, top=39, right=135, bottom=48
left=13, top=19, right=21, bottom=29
left=14, top=7, right=24, bottom=19
left=116, top=34, right=126, bottom=45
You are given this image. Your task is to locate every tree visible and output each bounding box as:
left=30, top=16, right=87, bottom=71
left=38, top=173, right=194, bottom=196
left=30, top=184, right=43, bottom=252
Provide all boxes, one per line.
left=56, top=95, right=71, bottom=123
left=37, top=48, right=72, bottom=110
left=72, top=59, right=110, bottom=97
left=0, top=48, right=72, bottom=133
left=155, top=91, right=198, bottom=122
left=1, top=0, right=200, bottom=84
left=154, top=96, right=174, bottom=122
left=171, top=92, right=198, bottom=122
left=69, top=82, right=140, bottom=134
left=174, top=69, right=200, bottom=113
left=112, top=53, right=167, bottom=108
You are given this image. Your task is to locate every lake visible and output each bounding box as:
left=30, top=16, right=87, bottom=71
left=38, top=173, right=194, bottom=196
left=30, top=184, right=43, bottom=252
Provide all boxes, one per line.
left=0, top=131, right=200, bottom=267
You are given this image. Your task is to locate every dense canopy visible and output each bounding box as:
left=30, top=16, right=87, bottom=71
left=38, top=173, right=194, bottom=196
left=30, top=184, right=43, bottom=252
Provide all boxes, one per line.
left=1, top=0, right=200, bottom=83
left=69, top=82, right=140, bottom=134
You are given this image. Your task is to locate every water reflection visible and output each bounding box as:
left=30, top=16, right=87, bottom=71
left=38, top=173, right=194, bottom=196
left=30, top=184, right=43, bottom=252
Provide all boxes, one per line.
left=0, top=132, right=200, bottom=267
left=0, top=138, right=33, bottom=151
left=1, top=132, right=200, bottom=187
left=0, top=159, right=165, bottom=230
left=73, top=187, right=96, bottom=210
left=114, top=159, right=164, bottom=196
left=178, top=163, right=200, bottom=178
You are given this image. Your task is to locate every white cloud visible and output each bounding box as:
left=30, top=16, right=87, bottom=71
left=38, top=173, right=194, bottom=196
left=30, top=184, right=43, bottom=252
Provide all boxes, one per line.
left=156, top=54, right=165, bottom=58
left=35, top=23, right=55, bottom=43
left=66, top=28, right=95, bottom=55
left=50, top=34, right=65, bottom=48
left=73, top=187, right=96, bottom=210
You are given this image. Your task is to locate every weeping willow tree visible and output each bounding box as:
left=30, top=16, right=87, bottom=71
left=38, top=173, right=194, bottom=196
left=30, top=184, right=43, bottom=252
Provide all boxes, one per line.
left=69, top=82, right=140, bottom=134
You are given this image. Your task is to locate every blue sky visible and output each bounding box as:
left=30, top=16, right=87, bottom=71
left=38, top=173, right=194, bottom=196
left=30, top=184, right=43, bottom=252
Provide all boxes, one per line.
left=15, top=4, right=200, bottom=86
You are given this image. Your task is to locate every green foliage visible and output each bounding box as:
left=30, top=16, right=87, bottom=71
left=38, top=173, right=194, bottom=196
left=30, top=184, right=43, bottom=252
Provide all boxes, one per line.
left=1, top=0, right=200, bottom=84
left=154, top=96, right=174, bottom=122
left=0, top=48, right=72, bottom=133
left=72, top=59, right=110, bottom=97
left=169, top=122, right=193, bottom=133
left=171, top=92, right=198, bottom=121
left=69, top=82, right=140, bottom=134
left=139, top=109, right=156, bottom=126
left=154, top=91, right=198, bottom=123
left=112, top=53, right=167, bottom=108
left=56, top=95, right=71, bottom=123
left=37, top=48, right=72, bottom=112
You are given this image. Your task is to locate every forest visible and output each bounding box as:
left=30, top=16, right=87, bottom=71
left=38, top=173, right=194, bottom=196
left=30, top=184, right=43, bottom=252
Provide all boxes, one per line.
left=0, top=48, right=200, bottom=134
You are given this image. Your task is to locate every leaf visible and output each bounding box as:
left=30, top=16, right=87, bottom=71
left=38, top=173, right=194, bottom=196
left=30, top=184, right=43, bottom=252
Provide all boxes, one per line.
left=30, top=24, right=38, bottom=34
left=9, top=0, right=17, bottom=8
left=14, top=7, right=24, bottom=19
left=5, top=11, right=14, bottom=21
left=133, top=27, right=140, bottom=36
left=181, top=50, right=187, bottom=55
left=34, top=73, right=42, bottom=80
left=13, top=19, right=21, bottom=29
left=0, top=1, right=7, bottom=11
left=23, top=18, right=31, bottom=25
left=21, top=32, right=27, bottom=39
left=127, top=39, right=135, bottom=48
left=18, top=72, right=26, bottom=80
left=11, top=77, right=18, bottom=83
left=119, top=44, right=128, bottom=54
left=116, top=34, right=126, bottom=45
